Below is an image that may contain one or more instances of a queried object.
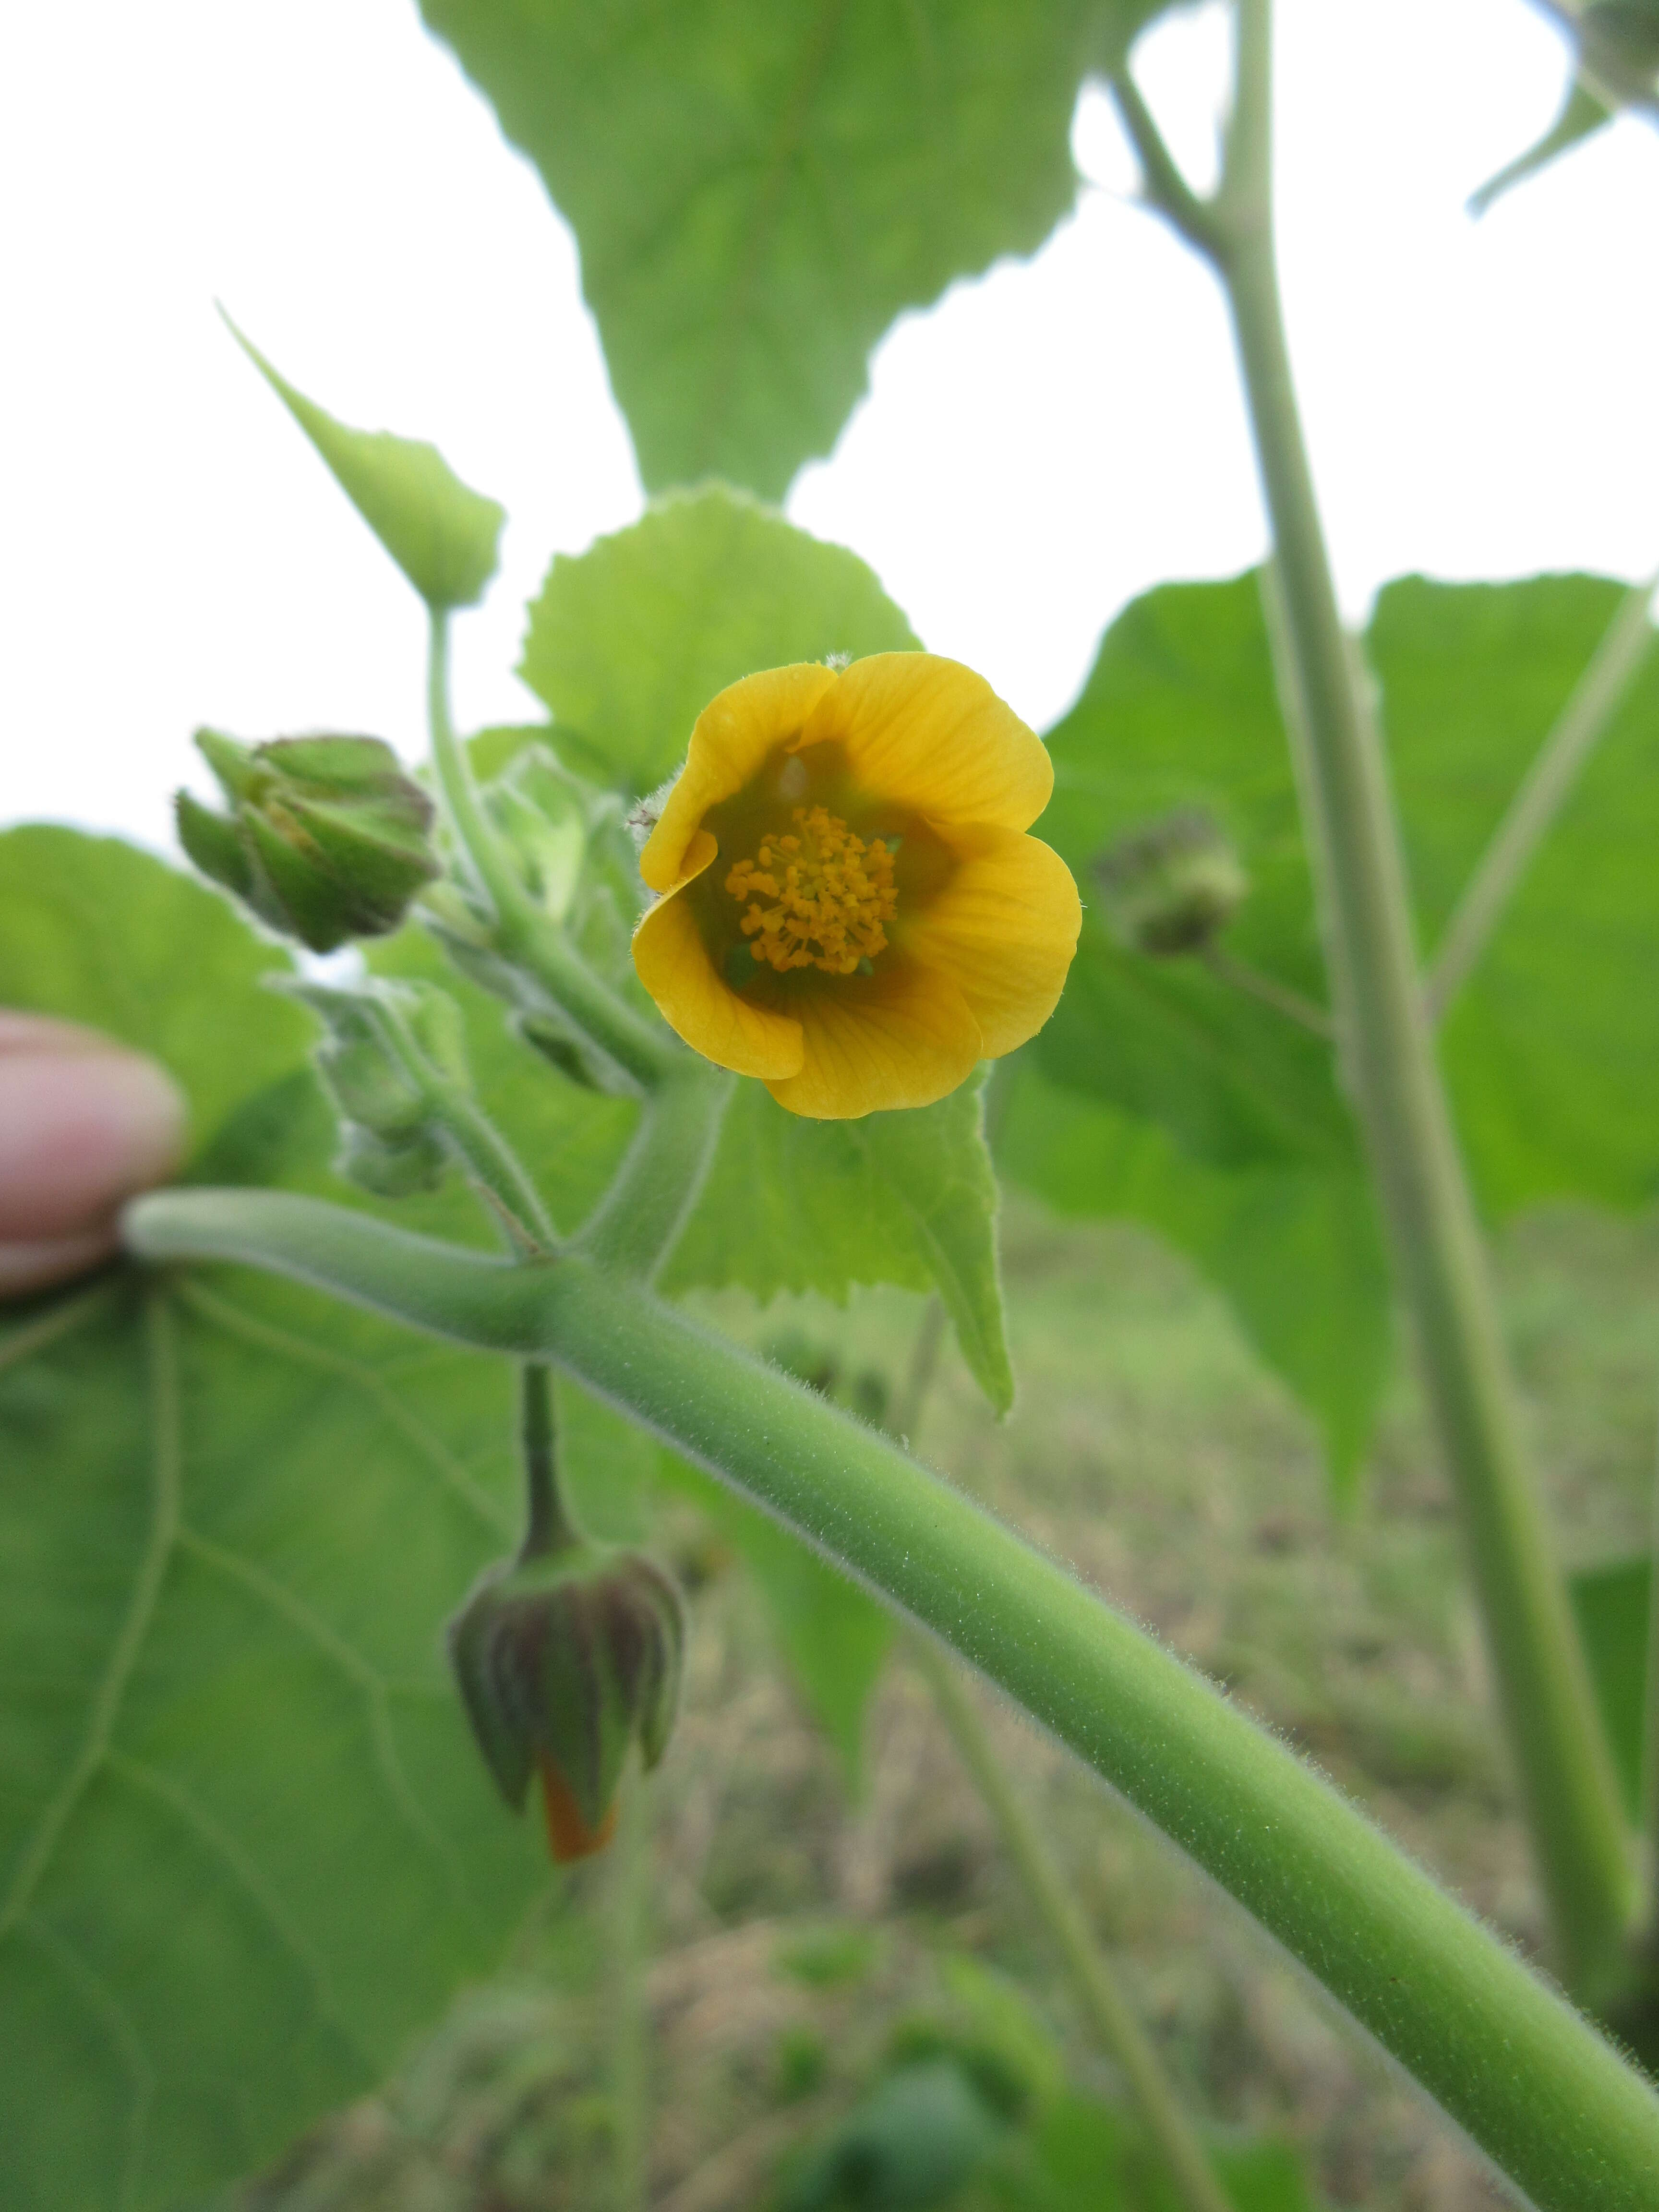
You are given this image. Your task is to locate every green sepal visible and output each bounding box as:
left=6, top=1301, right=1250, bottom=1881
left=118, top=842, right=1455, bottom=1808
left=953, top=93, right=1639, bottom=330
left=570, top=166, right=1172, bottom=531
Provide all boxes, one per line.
left=174, top=788, right=256, bottom=902
left=446, top=1542, right=685, bottom=1834
left=178, top=728, right=439, bottom=951
left=224, top=311, right=506, bottom=609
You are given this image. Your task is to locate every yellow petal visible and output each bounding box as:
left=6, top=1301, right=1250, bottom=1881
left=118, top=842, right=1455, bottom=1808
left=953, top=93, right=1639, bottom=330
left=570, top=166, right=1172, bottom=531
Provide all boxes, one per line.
left=902, top=826, right=1081, bottom=1058
left=766, top=957, right=982, bottom=1120
left=808, top=654, right=1053, bottom=831
left=640, top=662, right=839, bottom=894
left=632, top=888, right=804, bottom=1080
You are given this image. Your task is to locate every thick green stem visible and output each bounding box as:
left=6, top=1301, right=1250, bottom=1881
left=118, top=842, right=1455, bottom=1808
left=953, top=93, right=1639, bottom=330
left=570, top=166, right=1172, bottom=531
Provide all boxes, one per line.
left=123, top=1188, right=1659, bottom=2211
left=1134, top=0, right=1632, bottom=1999
left=912, top=1642, right=1233, bottom=2212
left=425, top=614, right=680, bottom=1096
left=576, top=1065, right=732, bottom=1285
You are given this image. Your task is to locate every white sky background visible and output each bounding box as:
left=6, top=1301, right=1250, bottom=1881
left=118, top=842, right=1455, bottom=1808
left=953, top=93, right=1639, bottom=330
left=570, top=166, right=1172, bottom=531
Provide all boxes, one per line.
left=2, top=0, right=1656, bottom=854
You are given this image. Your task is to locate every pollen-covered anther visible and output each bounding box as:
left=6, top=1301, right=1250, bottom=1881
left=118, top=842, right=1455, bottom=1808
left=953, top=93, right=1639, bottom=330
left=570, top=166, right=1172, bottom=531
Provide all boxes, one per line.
left=724, top=805, right=898, bottom=975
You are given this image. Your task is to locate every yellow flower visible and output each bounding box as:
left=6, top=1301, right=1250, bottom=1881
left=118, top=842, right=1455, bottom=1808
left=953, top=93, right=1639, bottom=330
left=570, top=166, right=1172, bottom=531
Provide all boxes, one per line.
left=632, top=654, right=1081, bottom=1118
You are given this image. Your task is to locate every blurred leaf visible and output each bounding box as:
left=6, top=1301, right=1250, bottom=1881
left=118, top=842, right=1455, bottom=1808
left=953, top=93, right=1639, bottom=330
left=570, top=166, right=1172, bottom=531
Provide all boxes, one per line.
left=1002, top=2090, right=1128, bottom=2211
left=1568, top=1557, right=1650, bottom=1825
left=420, top=0, right=1166, bottom=499
left=1469, top=79, right=1611, bottom=216
left=1210, top=2136, right=1322, bottom=2212
left=658, top=1450, right=893, bottom=1787
left=226, top=317, right=505, bottom=609
left=0, top=836, right=553, bottom=2212
left=1016, top=568, right=1659, bottom=1484
left=0, top=828, right=310, bottom=1160
left=1371, top=573, right=1659, bottom=1217
left=666, top=1071, right=1013, bottom=1416
left=519, top=485, right=919, bottom=796
left=781, top=2057, right=1004, bottom=2211
left=997, top=1064, right=1388, bottom=1492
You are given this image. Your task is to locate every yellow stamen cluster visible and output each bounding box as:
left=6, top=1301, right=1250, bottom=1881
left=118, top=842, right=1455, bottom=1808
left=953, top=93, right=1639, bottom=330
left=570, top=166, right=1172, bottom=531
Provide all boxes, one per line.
left=725, top=805, right=898, bottom=975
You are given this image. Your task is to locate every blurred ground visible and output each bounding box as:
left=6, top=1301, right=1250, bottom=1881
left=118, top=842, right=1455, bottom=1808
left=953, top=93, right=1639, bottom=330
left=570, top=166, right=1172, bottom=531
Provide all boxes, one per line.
left=224, top=1196, right=1659, bottom=2212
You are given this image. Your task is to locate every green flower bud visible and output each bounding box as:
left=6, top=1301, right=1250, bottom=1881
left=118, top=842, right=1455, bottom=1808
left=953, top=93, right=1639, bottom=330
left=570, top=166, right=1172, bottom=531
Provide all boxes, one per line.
left=448, top=1543, right=685, bottom=1862
left=280, top=977, right=470, bottom=1200
left=1581, top=0, right=1659, bottom=104
left=1094, top=808, right=1249, bottom=958
left=176, top=729, right=438, bottom=951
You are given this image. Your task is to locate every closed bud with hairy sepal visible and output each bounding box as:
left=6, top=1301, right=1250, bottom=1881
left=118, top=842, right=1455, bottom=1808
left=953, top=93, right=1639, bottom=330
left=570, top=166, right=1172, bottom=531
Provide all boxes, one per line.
left=176, top=729, right=438, bottom=951
left=448, top=1544, right=685, bottom=1861
left=1094, top=808, right=1248, bottom=958
left=280, top=977, right=469, bottom=1199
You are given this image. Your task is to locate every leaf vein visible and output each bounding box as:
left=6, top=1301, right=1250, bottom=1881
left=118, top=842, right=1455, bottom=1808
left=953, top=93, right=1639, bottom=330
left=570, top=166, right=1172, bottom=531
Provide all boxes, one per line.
left=105, top=1749, right=376, bottom=2075
left=20, top=1912, right=154, bottom=2212
left=178, top=1278, right=513, bottom=1538
left=0, top=1288, right=181, bottom=1942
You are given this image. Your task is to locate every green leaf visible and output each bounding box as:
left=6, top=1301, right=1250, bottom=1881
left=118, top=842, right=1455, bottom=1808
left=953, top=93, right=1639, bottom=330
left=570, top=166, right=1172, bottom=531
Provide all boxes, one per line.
left=519, top=484, right=920, bottom=796
left=665, top=1071, right=1013, bottom=1417
left=1568, top=1558, right=1650, bottom=1827
left=659, top=1452, right=893, bottom=1788
left=997, top=1063, right=1388, bottom=1493
left=0, top=1262, right=545, bottom=2212
left=0, top=836, right=562, bottom=2210
left=420, top=0, right=1166, bottom=500
left=1371, top=573, right=1659, bottom=1218
left=0, top=827, right=311, bottom=1159
left=1014, top=568, right=1659, bottom=1484
left=225, top=316, right=505, bottom=610
left=1469, top=79, right=1611, bottom=216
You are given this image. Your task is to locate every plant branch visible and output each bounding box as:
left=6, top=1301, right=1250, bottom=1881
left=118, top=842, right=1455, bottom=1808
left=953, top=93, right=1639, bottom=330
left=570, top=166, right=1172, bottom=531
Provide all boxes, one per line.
left=123, top=1186, right=1659, bottom=2212
left=1108, top=73, right=1228, bottom=263
left=1424, top=569, right=1658, bottom=1022
left=1199, top=944, right=1333, bottom=1039
left=425, top=613, right=680, bottom=1096
left=575, top=1064, right=732, bottom=1285
left=365, top=993, right=556, bottom=1254
left=1215, top=0, right=1632, bottom=1998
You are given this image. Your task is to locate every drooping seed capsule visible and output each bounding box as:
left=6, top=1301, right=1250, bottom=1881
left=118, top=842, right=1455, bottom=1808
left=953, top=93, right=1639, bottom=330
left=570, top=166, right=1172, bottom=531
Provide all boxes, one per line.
left=1094, top=807, right=1248, bottom=958
left=447, top=1543, right=685, bottom=1862
left=176, top=729, right=438, bottom=951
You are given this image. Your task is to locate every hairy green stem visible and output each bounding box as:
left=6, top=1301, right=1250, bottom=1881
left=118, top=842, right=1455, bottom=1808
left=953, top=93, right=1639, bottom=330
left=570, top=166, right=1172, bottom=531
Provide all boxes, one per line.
left=366, top=995, right=555, bottom=1253
left=576, top=1065, right=733, bottom=1284
left=519, top=1363, right=580, bottom=1557
left=913, top=1642, right=1233, bottom=2212
left=425, top=614, right=680, bottom=1095
left=123, top=1188, right=1659, bottom=2211
left=1425, top=568, right=1657, bottom=1022
left=1120, top=0, right=1632, bottom=1999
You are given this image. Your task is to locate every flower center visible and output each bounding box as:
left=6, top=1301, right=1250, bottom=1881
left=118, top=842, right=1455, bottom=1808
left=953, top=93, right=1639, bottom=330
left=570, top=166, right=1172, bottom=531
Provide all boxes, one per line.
left=724, top=805, right=898, bottom=976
